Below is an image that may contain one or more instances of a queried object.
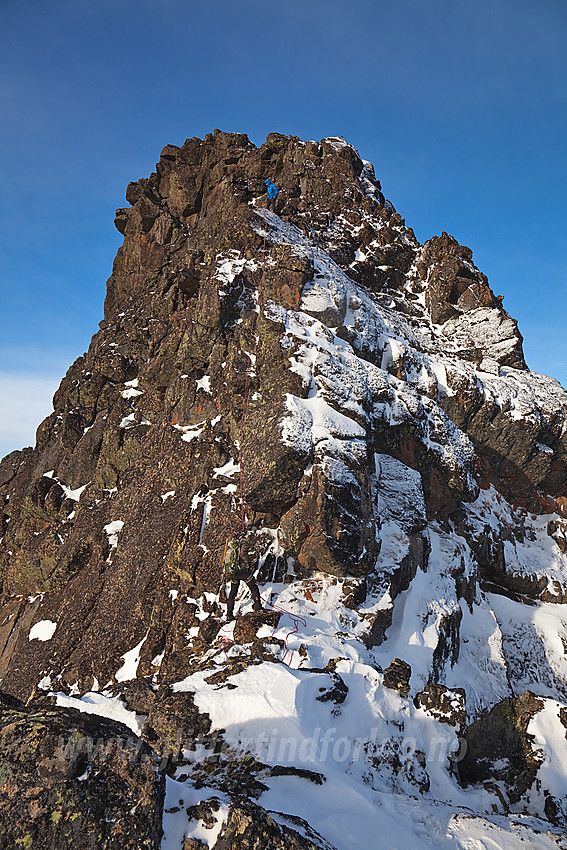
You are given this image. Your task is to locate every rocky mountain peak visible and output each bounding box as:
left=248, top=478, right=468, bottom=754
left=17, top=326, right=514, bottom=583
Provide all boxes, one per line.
left=1, top=131, right=567, bottom=848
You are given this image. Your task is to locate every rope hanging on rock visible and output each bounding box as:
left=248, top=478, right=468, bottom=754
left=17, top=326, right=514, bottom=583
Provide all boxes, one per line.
left=238, top=208, right=269, bottom=531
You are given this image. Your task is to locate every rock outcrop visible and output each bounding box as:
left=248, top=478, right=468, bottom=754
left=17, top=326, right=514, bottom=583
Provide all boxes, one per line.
left=458, top=691, right=544, bottom=804
left=0, top=701, right=164, bottom=848
left=1, top=131, right=567, bottom=848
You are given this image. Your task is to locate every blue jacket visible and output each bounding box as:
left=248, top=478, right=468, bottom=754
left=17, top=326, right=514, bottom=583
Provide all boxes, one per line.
left=265, top=179, right=279, bottom=199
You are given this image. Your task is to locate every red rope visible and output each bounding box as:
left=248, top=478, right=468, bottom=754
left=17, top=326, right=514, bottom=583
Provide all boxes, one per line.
left=214, top=595, right=307, bottom=666
left=239, top=209, right=268, bottom=530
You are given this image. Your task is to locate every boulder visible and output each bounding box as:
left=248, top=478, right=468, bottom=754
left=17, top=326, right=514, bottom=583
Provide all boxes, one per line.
left=382, top=658, right=412, bottom=698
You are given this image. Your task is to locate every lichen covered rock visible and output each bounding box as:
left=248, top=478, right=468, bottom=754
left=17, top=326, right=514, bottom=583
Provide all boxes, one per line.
left=0, top=704, right=164, bottom=849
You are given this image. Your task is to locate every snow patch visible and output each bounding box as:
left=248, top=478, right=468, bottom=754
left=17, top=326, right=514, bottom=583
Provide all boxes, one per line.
left=104, top=520, right=124, bottom=551
left=115, top=633, right=148, bottom=683
left=196, top=375, right=212, bottom=393
left=54, top=691, right=145, bottom=735
left=28, top=620, right=57, bottom=642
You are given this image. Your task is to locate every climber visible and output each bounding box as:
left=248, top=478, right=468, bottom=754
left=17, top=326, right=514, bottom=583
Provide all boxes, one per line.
left=264, top=178, right=279, bottom=212
left=224, top=529, right=263, bottom=620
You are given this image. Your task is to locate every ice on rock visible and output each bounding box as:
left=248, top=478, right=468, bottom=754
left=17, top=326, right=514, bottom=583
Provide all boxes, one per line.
left=374, top=454, right=426, bottom=532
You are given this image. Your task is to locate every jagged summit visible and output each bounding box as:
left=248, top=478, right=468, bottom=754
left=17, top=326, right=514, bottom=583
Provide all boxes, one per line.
left=1, top=131, right=567, bottom=848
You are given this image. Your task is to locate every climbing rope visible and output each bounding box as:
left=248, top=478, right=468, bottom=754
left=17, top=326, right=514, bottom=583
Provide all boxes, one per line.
left=238, top=208, right=268, bottom=530
left=214, top=594, right=307, bottom=667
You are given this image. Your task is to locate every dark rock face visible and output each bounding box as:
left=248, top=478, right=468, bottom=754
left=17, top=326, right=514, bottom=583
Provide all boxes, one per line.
left=0, top=689, right=24, bottom=709
left=414, top=683, right=466, bottom=727
left=141, top=690, right=213, bottom=767
left=440, top=373, right=567, bottom=511
left=458, top=691, right=544, bottom=804
left=432, top=608, right=463, bottom=680
left=232, top=610, right=280, bottom=645
left=361, top=605, right=393, bottom=648
left=382, top=658, right=412, bottom=698
left=0, top=705, right=164, bottom=849
left=315, top=672, right=348, bottom=706
left=419, top=232, right=497, bottom=327
left=418, top=231, right=525, bottom=368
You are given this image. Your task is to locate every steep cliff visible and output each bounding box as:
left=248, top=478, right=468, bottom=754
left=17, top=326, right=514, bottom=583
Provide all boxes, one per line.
left=1, top=131, right=567, bottom=848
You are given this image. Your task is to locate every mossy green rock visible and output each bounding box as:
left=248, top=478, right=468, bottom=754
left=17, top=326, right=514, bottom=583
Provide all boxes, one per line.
left=0, top=704, right=164, bottom=848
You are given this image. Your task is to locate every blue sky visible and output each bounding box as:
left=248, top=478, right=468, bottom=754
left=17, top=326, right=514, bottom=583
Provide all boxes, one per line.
left=1, top=0, right=566, bottom=457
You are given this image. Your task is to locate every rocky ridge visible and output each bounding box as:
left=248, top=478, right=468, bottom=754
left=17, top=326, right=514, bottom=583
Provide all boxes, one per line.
left=1, top=130, right=567, bottom=848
